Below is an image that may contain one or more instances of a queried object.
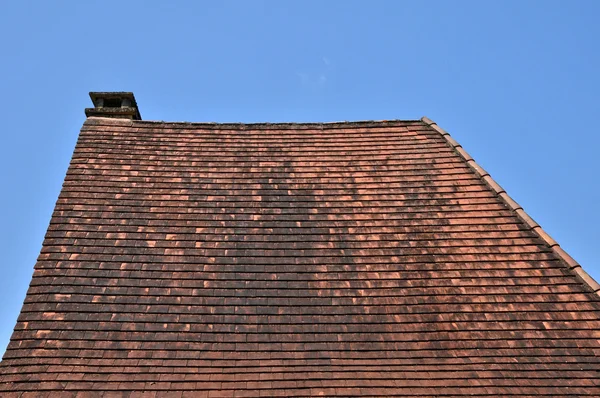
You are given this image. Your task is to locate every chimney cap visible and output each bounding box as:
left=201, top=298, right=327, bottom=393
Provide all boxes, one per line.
left=85, top=92, right=142, bottom=120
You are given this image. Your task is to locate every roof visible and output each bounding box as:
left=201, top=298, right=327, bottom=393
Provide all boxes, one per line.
left=1, top=108, right=599, bottom=397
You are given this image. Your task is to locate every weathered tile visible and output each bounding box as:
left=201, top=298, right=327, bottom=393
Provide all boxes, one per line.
left=1, top=110, right=599, bottom=396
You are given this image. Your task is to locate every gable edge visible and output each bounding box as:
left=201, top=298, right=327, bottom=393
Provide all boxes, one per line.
left=421, top=116, right=600, bottom=297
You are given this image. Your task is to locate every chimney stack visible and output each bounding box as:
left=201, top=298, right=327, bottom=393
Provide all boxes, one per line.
left=85, top=92, right=142, bottom=120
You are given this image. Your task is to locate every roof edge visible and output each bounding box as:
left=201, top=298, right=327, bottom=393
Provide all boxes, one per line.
left=421, top=116, right=600, bottom=297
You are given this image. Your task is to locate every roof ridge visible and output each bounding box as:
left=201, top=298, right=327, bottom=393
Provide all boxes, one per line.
left=421, top=116, right=600, bottom=297
left=85, top=116, right=424, bottom=130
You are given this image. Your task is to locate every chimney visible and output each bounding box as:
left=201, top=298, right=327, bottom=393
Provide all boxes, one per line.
left=85, top=92, right=142, bottom=120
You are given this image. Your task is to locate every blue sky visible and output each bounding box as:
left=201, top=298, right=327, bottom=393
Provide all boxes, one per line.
left=1, top=1, right=599, bottom=356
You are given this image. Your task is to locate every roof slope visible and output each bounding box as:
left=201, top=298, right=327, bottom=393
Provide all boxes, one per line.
left=1, top=116, right=599, bottom=397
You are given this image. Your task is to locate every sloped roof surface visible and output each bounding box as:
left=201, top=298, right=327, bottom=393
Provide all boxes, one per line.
left=1, top=116, right=599, bottom=397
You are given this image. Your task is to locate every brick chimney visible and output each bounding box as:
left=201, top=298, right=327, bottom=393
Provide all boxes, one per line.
left=85, top=92, right=142, bottom=120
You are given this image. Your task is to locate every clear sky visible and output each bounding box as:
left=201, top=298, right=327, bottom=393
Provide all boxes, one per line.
left=1, top=1, right=599, bottom=357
